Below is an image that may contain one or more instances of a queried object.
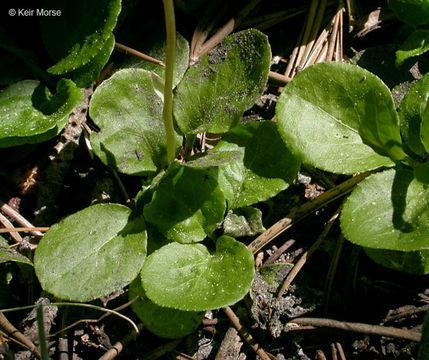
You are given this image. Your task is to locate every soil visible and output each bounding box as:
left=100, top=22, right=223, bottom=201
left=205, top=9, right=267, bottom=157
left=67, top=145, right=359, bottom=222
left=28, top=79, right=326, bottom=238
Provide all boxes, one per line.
left=0, top=1, right=428, bottom=359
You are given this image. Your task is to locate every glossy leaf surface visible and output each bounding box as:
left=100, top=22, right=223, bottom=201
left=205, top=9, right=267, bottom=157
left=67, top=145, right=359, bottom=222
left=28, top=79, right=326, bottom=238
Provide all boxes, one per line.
left=141, top=236, right=254, bottom=311
left=35, top=204, right=147, bottom=302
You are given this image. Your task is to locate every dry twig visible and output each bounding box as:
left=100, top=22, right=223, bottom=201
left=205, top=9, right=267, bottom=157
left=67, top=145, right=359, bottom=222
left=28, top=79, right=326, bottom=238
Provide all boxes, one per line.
left=286, top=317, right=422, bottom=342
left=247, top=172, right=371, bottom=255
left=223, top=306, right=270, bottom=360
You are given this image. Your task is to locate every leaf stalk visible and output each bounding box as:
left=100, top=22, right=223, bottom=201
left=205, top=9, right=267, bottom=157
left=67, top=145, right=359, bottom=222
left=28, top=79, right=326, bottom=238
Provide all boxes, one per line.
left=162, top=0, right=177, bottom=164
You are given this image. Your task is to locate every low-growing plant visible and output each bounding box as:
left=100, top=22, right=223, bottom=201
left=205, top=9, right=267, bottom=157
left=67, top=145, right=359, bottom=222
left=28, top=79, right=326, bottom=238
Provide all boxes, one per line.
left=276, top=61, right=429, bottom=274
left=1, top=0, right=428, bottom=342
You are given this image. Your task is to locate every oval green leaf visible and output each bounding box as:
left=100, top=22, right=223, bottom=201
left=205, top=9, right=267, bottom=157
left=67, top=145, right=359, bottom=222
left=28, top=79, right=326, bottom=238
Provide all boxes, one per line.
left=0, top=79, right=82, bottom=148
left=184, top=150, right=243, bottom=169
left=141, top=236, right=255, bottom=311
left=396, top=30, right=429, bottom=66
left=143, top=164, right=225, bottom=243
left=213, top=121, right=300, bottom=208
left=174, top=29, right=271, bottom=135
left=223, top=206, right=265, bottom=238
left=277, top=62, right=401, bottom=174
left=34, top=203, right=147, bottom=302
left=42, top=0, right=121, bottom=74
left=89, top=68, right=180, bottom=175
left=68, top=34, right=115, bottom=88
left=341, top=167, right=429, bottom=251
left=129, top=277, right=203, bottom=338
left=364, top=247, right=429, bottom=275
left=398, top=72, right=429, bottom=157
left=421, top=99, right=429, bottom=152
left=388, top=0, right=429, bottom=26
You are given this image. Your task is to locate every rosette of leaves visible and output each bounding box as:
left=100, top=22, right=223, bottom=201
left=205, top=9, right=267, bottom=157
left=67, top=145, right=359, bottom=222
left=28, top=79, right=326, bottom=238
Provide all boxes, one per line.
left=276, top=62, right=429, bottom=274
left=34, top=29, right=301, bottom=322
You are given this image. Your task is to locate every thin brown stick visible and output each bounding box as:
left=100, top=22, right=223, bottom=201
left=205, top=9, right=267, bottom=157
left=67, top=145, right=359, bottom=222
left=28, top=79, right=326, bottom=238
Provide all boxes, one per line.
left=287, top=317, right=422, bottom=342
left=191, top=0, right=261, bottom=61
left=336, top=342, right=346, bottom=360
left=196, top=18, right=235, bottom=59
left=247, top=172, right=372, bottom=255
left=223, top=306, right=270, bottom=360
left=277, top=204, right=342, bottom=298
left=0, top=312, right=40, bottom=358
left=384, top=304, right=429, bottom=323
left=0, top=329, right=38, bottom=355
left=331, top=343, right=338, bottom=360
left=284, top=25, right=305, bottom=79
left=264, top=239, right=296, bottom=265
left=0, top=227, right=49, bottom=234
left=337, top=5, right=344, bottom=62
left=115, top=42, right=165, bottom=67
left=326, top=7, right=342, bottom=61
left=299, top=0, right=328, bottom=69
left=98, top=342, right=123, bottom=360
left=190, top=26, right=210, bottom=63
left=303, top=28, right=329, bottom=68
left=293, top=0, right=320, bottom=76
left=0, top=202, right=43, bottom=238
left=269, top=71, right=292, bottom=86
left=315, top=41, right=329, bottom=63
left=0, top=213, right=23, bottom=245
left=98, top=321, right=144, bottom=360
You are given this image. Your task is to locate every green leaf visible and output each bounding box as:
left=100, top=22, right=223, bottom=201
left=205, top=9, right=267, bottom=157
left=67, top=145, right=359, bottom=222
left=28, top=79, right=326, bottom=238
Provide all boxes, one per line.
left=129, top=277, right=203, bottom=338
left=68, top=34, right=115, bottom=88
left=214, top=121, right=300, bottom=208
left=398, top=72, right=429, bottom=158
left=120, top=32, right=189, bottom=88
left=0, top=79, right=82, bottom=148
left=42, top=0, right=121, bottom=74
left=0, top=240, right=33, bottom=266
left=388, top=0, right=429, bottom=26
left=223, top=206, right=265, bottom=237
left=34, top=204, right=147, bottom=302
left=364, top=247, right=429, bottom=274
left=419, top=311, right=429, bottom=360
left=174, top=29, right=271, bottom=135
left=396, top=30, right=429, bottom=66
left=421, top=99, right=429, bottom=152
left=341, top=167, right=429, bottom=251
left=143, top=164, right=225, bottom=243
left=141, top=236, right=255, bottom=311
left=184, top=151, right=243, bottom=169
left=89, top=68, right=180, bottom=175
left=277, top=62, right=401, bottom=174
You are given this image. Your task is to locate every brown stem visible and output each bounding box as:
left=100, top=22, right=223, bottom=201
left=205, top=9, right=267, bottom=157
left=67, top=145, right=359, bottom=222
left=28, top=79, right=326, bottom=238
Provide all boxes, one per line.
left=0, top=202, right=43, bottom=238
left=277, top=204, right=342, bottom=298
left=0, top=227, right=49, bottom=234
left=247, top=172, right=372, bottom=255
left=223, top=306, right=270, bottom=360
left=115, top=42, right=165, bottom=67
left=0, top=312, right=41, bottom=358
left=286, top=317, right=422, bottom=342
